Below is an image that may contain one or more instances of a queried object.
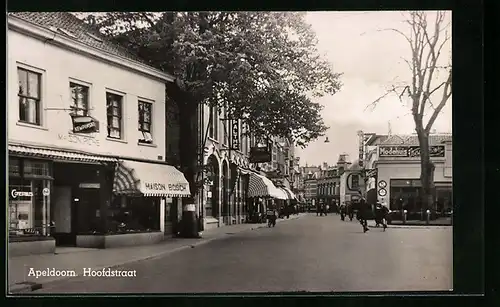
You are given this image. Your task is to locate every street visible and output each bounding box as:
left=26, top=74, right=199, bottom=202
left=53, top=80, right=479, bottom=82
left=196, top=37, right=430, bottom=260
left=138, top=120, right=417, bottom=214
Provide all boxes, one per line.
left=35, top=214, right=453, bottom=293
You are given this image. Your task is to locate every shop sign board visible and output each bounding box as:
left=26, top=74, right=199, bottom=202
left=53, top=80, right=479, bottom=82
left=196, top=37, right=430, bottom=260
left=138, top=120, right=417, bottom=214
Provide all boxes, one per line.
left=357, top=130, right=364, bottom=167
left=71, top=115, right=100, bottom=134
left=231, top=120, right=240, bottom=151
left=249, top=146, right=271, bottom=163
left=379, top=145, right=445, bottom=158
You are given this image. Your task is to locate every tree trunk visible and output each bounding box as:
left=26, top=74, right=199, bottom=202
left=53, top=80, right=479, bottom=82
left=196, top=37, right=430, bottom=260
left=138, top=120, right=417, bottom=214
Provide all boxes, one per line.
left=417, top=131, right=436, bottom=218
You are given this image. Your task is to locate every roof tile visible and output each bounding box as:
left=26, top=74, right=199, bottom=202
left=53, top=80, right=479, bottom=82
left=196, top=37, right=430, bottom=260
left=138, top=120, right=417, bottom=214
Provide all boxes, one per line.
left=8, top=12, right=148, bottom=65
left=381, top=134, right=452, bottom=146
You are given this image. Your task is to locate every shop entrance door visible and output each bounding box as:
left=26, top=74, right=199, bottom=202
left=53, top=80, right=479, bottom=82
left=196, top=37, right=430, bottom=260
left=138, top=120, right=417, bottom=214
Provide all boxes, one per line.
left=53, top=186, right=75, bottom=246
left=73, top=187, right=101, bottom=237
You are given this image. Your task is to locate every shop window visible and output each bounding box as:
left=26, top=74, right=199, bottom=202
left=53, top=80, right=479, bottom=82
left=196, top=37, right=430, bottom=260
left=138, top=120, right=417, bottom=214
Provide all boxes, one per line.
left=9, top=157, right=21, bottom=177
left=9, top=177, right=50, bottom=237
left=107, top=195, right=160, bottom=234
left=23, top=160, right=51, bottom=179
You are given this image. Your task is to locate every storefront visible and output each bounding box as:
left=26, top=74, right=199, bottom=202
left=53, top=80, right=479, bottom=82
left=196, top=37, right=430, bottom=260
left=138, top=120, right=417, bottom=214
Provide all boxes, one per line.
left=8, top=156, right=55, bottom=256
left=245, top=171, right=287, bottom=222
left=106, top=159, right=191, bottom=246
left=374, top=140, right=453, bottom=219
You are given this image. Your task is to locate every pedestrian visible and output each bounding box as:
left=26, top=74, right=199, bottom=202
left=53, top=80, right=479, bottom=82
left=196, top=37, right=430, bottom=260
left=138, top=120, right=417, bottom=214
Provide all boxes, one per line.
left=340, top=202, right=346, bottom=221
left=348, top=203, right=354, bottom=221
left=375, top=201, right=390, bottom=231
left=325, top=204, right=329, bottom=216
left=357, top=198, right=369, bottom=233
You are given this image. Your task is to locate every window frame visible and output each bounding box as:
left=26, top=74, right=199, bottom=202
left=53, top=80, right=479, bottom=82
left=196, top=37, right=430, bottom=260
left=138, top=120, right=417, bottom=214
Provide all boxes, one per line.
left=138, top=100, right=153, bottom=143
left=106, top=92, right=123, bottom=139
left=69, top=81, right=90, bottom=117
left=17, top=67, right=42, bottom=126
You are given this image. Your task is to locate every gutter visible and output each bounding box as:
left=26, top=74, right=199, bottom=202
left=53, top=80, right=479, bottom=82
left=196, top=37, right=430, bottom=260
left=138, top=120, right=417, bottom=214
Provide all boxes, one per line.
left=8, top=16, right=175, bottom=83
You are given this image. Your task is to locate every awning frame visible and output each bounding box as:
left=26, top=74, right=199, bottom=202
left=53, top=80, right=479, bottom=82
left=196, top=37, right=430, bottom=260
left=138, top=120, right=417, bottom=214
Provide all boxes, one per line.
left=113, top=160, right=191, bottom=198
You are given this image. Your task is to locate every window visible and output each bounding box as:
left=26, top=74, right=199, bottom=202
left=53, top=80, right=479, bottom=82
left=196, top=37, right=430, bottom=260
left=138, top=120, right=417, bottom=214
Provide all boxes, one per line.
left=70, top=82, right=89, bottom=116
left=107, top=196, right=160, bottom=234
left=106, top=93, right=123, bottom=139
left=209, top=106, right=218, bottom=139
left=352, top=174, right=359, bottom=190
left=138, top=101, right=153, bottom=143
left=18, top=68, right=41, bottom=125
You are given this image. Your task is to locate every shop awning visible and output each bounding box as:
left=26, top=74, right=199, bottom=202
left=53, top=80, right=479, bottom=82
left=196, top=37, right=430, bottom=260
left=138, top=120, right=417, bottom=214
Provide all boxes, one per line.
left=8, top=143, right=117, bottom=163
left=281, top=187, right=297, bottom=200
left=247, top=172, right=286, bottom=199
left=113, top=160, right=191, bottom=197
left=276, top=188, right=289, bottom=200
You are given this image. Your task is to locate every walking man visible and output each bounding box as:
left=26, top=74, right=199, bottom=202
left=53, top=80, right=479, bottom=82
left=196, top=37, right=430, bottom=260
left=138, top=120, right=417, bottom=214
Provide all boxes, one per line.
left=357, top=198, right=370, bottom=233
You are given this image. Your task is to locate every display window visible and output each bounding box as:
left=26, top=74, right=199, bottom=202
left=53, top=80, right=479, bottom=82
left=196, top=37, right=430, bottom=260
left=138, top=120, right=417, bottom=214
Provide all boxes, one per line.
left=8, top=157, right=52, bottom=238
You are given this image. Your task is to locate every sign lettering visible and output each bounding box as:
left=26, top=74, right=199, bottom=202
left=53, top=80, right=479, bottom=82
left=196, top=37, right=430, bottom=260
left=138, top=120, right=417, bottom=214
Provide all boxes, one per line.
left=58, top=133, right=100, bottom=146
left=145, top=183, right=166, bottom=191
left=168, top=183, right=188, bottom=191
left=357, top=130, right=364, bottom=167
left=379, top=145, right=445, bottom=158
left=71, top=115, right=100, bottom=134
left=231, top=120, right=240, bottom=151
left=11, top=189, right=33, bottom=198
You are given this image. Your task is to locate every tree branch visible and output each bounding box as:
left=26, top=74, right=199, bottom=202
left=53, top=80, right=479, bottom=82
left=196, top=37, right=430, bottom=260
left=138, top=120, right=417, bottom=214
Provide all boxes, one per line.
left=425, top=69, right=452, bottom=132
left=364, top=85, right=409, bottom=112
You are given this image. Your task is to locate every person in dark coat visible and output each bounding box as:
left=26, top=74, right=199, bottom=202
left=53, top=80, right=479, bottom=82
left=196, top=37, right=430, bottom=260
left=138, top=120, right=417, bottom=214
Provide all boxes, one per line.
left=357, top=198, right=370, bottom=233
left=347, top=203, right=354, bottom=221
left=340, top=202, right=346, bottom=221
left=374, top=202, right=389, bottom=231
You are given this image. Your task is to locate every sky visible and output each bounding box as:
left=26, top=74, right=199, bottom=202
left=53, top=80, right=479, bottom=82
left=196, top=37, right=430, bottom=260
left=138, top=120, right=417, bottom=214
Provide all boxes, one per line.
left=296, top=11, right=452, bottom=167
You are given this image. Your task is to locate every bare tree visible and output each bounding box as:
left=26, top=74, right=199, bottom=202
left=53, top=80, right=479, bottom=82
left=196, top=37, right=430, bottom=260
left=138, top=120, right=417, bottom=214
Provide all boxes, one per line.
left=367, top=11, right=452, bottom=213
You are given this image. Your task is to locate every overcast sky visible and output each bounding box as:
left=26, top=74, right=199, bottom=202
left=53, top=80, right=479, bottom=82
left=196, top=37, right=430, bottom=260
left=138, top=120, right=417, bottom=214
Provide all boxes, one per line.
left=296, top=11, right=452, bottom=167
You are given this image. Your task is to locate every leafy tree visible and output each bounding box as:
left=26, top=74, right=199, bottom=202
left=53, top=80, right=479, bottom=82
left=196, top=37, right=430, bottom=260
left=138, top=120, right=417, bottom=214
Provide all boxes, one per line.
left=79, top=12, right=342, bottom=199
left=367, top=11, right=452, bottom=213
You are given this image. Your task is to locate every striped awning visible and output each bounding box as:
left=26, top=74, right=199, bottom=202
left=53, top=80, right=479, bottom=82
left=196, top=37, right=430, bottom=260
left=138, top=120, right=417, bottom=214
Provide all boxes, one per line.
left=281, top=187, right=297, bottom=200
left=8, top=143, right=117, bottom=163
left=276, top=188, right=290, bottom=200
left=113, top=160, right=191, bottom=197
left=247, top=172, right=286, bottom=199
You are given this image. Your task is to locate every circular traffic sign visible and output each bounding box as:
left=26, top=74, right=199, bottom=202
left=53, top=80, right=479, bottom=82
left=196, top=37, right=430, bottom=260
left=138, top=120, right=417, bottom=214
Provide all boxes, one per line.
left=42, top=188, right=50, bottom=196
left=378, top=180, right=387, bottom=188
left=378, top=188, right=387, bottom=196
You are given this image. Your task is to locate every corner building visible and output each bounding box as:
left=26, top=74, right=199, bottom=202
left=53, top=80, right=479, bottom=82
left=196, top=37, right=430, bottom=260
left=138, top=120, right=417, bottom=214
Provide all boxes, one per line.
left=8, top=12, right=190, bottom=256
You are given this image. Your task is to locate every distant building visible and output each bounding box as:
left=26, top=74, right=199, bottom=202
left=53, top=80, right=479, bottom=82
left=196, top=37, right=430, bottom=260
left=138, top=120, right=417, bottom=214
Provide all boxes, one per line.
left=316, top=163, right=341, bottom=209
left=364, top=133, right=453, bottom=215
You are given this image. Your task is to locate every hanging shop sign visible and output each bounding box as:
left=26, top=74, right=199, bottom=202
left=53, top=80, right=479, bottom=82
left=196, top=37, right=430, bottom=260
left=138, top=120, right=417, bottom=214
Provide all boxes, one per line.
left=71, top=115, right=100, bottom=134
left=379, top=145, right=445, bottom=158
left=231, top=120, right=240, bottom=151
left=357, top=130, right=364, bottom=167
left=249, top=146, right=271, bottom=163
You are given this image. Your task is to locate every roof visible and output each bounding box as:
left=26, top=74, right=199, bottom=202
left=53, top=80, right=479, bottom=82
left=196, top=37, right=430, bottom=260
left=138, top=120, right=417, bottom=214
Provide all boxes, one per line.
left=381, top=134, right=452, bottom=146
left=8, top=12, right=148, bottom=66
left=348, top=161, right=363, bottom=171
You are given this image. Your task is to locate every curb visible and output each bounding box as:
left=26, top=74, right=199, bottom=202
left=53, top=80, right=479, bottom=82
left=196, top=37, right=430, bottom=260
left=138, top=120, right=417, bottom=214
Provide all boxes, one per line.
left=11, top=216, right=306, bottom=293
left=9, top=282, right=43, bottom=294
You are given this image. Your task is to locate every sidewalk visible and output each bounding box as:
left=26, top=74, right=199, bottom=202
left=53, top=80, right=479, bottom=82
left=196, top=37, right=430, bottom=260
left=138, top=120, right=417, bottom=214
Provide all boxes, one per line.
left=8, top=213, right=305, bottom=294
